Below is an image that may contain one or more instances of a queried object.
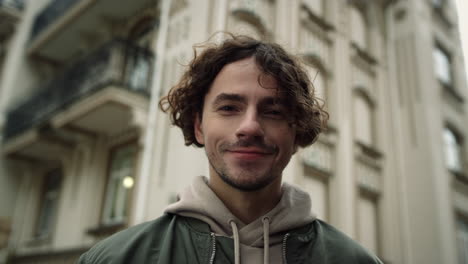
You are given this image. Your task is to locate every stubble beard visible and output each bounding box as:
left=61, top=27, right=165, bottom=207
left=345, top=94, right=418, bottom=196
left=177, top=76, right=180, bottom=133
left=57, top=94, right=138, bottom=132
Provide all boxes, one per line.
left=206, top=151, right=279, bottom=192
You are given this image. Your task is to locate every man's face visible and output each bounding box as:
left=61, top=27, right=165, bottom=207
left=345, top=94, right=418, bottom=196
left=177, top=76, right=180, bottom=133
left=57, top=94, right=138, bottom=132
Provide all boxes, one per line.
left=194, top=57, right=297, bottom=191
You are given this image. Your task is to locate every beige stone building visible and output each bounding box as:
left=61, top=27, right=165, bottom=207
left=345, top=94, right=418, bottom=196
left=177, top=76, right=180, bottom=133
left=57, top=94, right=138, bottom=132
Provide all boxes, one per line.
left=0, top=0, right=467, bottom=263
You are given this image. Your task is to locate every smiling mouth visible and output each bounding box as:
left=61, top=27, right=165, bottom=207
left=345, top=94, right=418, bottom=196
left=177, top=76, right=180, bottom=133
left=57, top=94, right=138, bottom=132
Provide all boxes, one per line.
left=227, top=149, right=273, bottom=160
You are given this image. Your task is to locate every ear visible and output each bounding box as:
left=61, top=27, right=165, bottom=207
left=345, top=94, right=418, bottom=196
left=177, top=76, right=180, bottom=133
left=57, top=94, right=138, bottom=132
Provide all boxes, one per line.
left=194, top=114, right=205, bottom=145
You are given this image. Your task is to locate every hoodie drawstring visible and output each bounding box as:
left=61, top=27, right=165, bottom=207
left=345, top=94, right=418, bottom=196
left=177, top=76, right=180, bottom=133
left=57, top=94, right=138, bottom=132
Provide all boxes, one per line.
left=229, top=220, right=240, bottom=264
left=262, top=217, right=270, bottom=264
left=229, top=218, right=271, bottom=264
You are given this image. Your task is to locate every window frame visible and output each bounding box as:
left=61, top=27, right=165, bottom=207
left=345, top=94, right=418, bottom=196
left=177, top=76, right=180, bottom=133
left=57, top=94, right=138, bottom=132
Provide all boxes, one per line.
left=456, top=214, right=468, bottom=264
left=443, top=126, right=464, bottom=174
left=433, top=44, right=453, bottom=88
left=100, top=141, right=139, bottom=226
left=357, top=190, right=381, bottom=256
left=34, top=168, right=63, bottom=240
left=349, top=3, right=368, bottom=51
left=431, top=0, right=444, bottom=9
left=353, top=88, right=376, bottom=147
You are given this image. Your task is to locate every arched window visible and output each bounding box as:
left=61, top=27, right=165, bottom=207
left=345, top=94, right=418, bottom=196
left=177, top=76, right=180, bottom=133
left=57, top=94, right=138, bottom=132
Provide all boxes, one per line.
left=433, top=45, right=452, bottom=86
left=443, top=127, right=463, bottom=172
left=350, top=6, right=367, bottom=49
left=353, top=92, right=373, bottom=146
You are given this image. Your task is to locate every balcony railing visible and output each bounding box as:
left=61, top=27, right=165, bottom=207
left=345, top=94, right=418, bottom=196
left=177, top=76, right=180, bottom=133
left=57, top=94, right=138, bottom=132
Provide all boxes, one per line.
left=0, top=0, right=24, bottom=39
left=30, top=0, right=80, bottom=41
left=4, top=39, right=153, bottom=141
left=0, top=0, right=24, bottom=10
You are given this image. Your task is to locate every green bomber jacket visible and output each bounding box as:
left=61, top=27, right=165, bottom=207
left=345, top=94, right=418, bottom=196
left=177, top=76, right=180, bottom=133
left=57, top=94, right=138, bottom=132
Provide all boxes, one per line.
left=78, top=214, right=383, bottom=263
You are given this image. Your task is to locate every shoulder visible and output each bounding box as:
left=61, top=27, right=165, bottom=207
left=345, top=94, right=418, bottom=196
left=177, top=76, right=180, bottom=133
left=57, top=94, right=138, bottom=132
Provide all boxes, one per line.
left=313, top=220, right=383, bottom=263
left=78, top=214, right=176, bottom=264
left=289, top=220, right=382, bottom=264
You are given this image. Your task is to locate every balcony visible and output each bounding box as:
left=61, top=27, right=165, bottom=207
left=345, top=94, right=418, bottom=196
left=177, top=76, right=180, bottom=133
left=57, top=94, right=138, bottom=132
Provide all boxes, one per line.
left=3, top=39, right=153, bottom=160
left=29, top=0, right=155, bottom=62
left=0, top=0, right=23, bottom=40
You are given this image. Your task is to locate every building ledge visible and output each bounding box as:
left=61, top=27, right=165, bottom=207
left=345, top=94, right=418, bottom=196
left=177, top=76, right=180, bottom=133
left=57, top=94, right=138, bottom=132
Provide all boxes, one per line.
left=351, top=42, right=378, bottom=66
left=453, top=169, right=468, bottom=186
left=431, top=5, right=454, bottom=29
left=86, top=222, right=126, bottom=238
left=355, top=140, right=383, bottom=161
left=442, top=84, right=464, bottom=104
left=300, top=2, right=334, bottom=32
left=24, top=235, right=52, bottom=248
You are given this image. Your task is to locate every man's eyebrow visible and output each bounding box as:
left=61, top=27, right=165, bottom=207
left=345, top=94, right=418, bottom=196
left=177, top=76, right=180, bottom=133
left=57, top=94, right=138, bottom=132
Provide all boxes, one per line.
left=212, top=93, right=246, bottom=105
left=259, top=96, right=287, bottom=107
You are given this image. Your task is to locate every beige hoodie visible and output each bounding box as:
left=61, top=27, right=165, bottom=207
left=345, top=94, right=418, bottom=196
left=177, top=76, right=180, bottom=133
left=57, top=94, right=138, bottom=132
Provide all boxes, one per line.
left=164, top=176, right=316, bottom=264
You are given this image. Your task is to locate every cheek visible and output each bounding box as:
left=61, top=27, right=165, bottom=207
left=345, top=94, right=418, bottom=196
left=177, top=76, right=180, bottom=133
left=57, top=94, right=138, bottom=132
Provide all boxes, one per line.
left=277, top=129, right=297, bottom=154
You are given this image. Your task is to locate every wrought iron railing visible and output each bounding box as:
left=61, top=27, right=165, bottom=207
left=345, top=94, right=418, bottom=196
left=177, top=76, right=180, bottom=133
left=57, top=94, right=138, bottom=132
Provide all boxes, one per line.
left=30, top=0, right=80, bottom=40
left=3, top=39, right=154, bottom=141
left=0, top=0, right=24, bottom=10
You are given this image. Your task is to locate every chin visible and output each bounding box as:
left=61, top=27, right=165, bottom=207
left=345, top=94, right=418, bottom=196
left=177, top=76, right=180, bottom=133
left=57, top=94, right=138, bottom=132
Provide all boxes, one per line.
left=221, top=170, right=278, bottom=192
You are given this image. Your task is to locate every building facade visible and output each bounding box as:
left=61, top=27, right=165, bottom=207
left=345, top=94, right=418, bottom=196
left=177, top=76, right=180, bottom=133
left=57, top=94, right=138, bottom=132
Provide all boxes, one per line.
left=0, top=0, right=467, bottom=263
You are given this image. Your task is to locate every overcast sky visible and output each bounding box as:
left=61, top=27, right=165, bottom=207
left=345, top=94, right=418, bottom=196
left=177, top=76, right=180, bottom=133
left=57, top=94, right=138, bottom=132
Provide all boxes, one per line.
left=455, top=0, right=468, bottom=86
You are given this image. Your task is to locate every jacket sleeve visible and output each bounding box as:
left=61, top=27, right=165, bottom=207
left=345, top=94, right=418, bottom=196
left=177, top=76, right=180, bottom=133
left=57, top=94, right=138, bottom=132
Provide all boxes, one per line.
left=76, top=252, right=89, bottom=264
left=74, top=214, right=176, bottom=264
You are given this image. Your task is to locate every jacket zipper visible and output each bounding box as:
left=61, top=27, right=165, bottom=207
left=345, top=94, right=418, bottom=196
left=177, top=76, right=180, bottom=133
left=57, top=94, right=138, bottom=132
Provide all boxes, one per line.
left=282, top=233, right=290, bottom=264
left=209, top=232, right=216, bottom=264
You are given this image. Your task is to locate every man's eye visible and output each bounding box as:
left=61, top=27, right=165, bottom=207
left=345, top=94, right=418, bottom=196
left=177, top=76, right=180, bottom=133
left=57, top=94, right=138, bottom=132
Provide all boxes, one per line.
left=264, top=109, right=285, bottom=118
left=218, top=105, right=238, bottom=112
left=266, top=110, right=281, bottom=115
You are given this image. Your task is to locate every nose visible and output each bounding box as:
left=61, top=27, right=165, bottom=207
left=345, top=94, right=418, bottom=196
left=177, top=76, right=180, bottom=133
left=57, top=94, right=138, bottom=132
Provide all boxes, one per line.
left=235, top=110, right=264, bottom=140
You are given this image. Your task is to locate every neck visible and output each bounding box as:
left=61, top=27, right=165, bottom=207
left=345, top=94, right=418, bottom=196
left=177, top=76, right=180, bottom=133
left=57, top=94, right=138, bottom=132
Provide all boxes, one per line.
left=208, top=174, right=283, bottom=224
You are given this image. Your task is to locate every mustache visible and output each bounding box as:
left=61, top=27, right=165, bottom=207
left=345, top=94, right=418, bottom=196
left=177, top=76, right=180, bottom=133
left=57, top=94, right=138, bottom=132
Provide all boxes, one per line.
left=220, top=139, right=278, bottom=153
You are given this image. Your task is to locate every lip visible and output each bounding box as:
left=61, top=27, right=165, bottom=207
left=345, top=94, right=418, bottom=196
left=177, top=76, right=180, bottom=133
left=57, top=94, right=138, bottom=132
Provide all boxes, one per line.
left=226, top=149, right=273, bottom=160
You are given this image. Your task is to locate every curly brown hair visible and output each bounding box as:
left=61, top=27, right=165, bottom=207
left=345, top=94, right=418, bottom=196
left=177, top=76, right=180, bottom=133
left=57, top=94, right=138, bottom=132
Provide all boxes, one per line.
left=159, top=34, right=328, bottom=148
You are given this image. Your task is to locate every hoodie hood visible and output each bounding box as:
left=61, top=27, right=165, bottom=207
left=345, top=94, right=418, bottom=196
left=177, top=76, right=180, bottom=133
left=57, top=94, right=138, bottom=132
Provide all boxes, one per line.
left=164, top=176, right=316, bottom=247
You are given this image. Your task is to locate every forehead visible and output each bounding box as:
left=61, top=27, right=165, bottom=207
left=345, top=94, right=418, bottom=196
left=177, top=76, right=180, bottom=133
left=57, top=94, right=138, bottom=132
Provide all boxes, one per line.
left=206, top=57, right=280, bottom=100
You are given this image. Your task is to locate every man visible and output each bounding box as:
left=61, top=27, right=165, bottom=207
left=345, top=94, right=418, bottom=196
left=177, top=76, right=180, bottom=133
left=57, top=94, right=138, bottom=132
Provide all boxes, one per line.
left=78, top=35, right=382, bottom=264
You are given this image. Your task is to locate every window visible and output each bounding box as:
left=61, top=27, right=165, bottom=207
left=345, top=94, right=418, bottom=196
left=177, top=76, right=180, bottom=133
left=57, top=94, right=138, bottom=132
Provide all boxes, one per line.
left=433, top=45, right=452, bottom=86
left=350, top=6, right=367, bottom=50
left=458, top=218, right=468, bottom=264
left=443, top=127, right=463, bottom=173
left=303, top=167, right=329, bottom=220
left=102, top=144, right=137, bottom=225
left=358, top=195, right=379, bottom=255
left=432, top=0, right=443, bottom=8
left=126, top=17, right=155, bottom=92
left=353, top=92, right=374, bottom=146
left=35, top=169, right=62, bottom=239
left=127, top=51, right=151, bottom=91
